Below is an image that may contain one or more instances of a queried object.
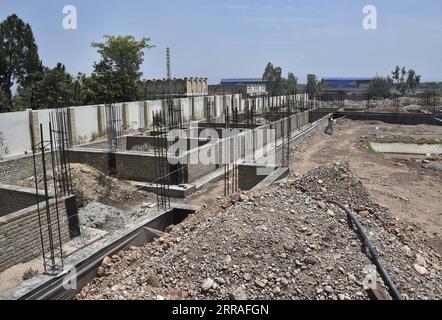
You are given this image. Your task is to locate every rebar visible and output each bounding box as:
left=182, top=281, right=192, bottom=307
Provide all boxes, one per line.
left=105, top=103, right=124, bottom=151
left=152, top=110, right=171, bottom=210
left=30, top=114, right=72, bottom=275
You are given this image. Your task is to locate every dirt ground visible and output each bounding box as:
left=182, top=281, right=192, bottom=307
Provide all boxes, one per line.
left=341, top=96, right=439, bottom=114
left=16, top=163, right=157, bottom=211
left=290, top=118, right=442, bottom=253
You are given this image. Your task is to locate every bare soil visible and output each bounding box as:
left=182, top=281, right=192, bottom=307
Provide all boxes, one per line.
left=290, top=119, right=442, bottom=253
left=16, top=163, right=157, bottom=211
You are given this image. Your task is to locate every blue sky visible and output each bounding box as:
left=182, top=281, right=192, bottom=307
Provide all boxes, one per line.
left=1, top=0, right=441, bottom=83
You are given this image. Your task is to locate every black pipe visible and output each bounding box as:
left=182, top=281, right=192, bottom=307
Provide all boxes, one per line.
left=326, top=199, right=402, bottom=300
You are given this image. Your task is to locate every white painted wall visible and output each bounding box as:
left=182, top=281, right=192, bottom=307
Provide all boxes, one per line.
left=126, top=101, right=142, bottom=129
left=180, top=98, right=191, bottom=123
left=0, top=111, right=31, bottom=157
left=74, top=105, right=99, bottom=141
left=0, top=94, right=302, bottom=157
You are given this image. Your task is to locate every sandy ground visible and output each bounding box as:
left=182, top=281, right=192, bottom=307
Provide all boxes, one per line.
left=290, top=119, right=442, bottom=254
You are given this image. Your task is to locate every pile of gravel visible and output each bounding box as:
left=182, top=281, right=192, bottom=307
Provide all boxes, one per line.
left=78, top=202, right=126, bottom=232
left=77, top=162, right=441, bottom=300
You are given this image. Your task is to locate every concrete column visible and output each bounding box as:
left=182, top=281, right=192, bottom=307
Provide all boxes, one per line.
left=203, top=96, right=209, bottom=120
left=191, top=97, right=195, bottom=121
left=122, top=103, right=129, bottom=129
left=143, top=101, right=149, bottom=129
left=68, top=107, right=77, bottom=145
left=28, top=109, right=40, bottom=146
left=214, top=95, right=218, bottom=118
left=97, top=105, right=106, bottom=136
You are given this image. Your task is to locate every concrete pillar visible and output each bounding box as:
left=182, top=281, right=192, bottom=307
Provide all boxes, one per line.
left=143, top=101, right=149, bottom=129
left=122, top=103, right=129, bottom=129
left=191, top=96, right=195, bottom=121
left=214, top=95, right=218, bottom=118
left=203, top=96, right=209, bottom=120
left=222, top=95, right=228, bottom=116
left=68, top=107, right=77, bottom=145
left=28, top=109, right=40, bottom=147
left=97, top=105, right=106, bottom=136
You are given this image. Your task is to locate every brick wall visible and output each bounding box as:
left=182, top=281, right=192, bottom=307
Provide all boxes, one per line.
left=0, top=185, right=46, bottom=216
left=68, top=148, right=169, bottom=182
left=115, top=151, right=166, bottom=182
left=77, top=136, right=127, bottom=150
left=0, top=154, right=51, bottom=185
left=126, top=135, right=208, bottom=151
left=68, top=148, right=111, bottom=175
left=238, top=164, right=267, bottom=190
left=185, top=143, right=218, bottom=183
left=0, top=193, right=73, bottom=272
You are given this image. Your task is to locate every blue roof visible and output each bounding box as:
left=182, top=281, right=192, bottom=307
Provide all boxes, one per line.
left=221, top=78, right=267, bottom=85
left=322, top=77, right=374, bottom=90
left=322, top=77, right=374, bottom=81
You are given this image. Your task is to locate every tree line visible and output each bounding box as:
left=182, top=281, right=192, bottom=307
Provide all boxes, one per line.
left=261, top=63, right=321, bottom=99
left=261, top=62, right=424, bottom=100
left=368, top=66, right=422, bottom=99
left=0, top=14, right=154, bottom=112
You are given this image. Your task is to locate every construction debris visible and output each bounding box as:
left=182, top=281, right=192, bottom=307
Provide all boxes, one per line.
left=77, top=162, right=442, bottom=300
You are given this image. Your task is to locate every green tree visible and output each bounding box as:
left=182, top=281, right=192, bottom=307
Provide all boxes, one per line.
left=262, top=62, right=275, bottom=95
left=30, top=63, right=75, bottom=109
left=0, top=14, right=41, bottom=112
left=285, top=72, right=298, bottom=95
left=262, top=62, right=284, bottom=95
left=72, top=73, right=87, bottom=106
left=369, top=76, right=392, bottom=99
left=12, top=85, right=32, bottom=111
left=86, top=35, right=154, bottom=103
left=406, top=69, right=421, bottom=94
left=306, top=74, right=318, bottom=99
left=0, top=89, right=9, bottom=111
left=262, top=62, right=275, bottom=82
left=391, top=66, right=420, bottom=96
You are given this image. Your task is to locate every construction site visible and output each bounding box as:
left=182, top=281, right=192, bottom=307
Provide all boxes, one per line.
left=0, top=1, right=441, bottom=304
left=0, top=89, right=441, bottom=301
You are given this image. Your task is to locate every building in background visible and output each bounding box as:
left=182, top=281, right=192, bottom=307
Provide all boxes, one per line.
left=209, top=78, right=268, bottom=97
left=143, top=77, right=208, bottom=97
left=320, top=77, right=374, bottom=101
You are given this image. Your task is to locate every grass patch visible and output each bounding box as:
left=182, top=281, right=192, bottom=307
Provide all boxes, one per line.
left=22, top=267, right=38, bottom=280
left=90, top=132, right=99, bottom=141
left=73, top=186, right=91, bottom=208
left=364, top=142, right=380, bottom=155
left=373, top=137, right=442, bottom=145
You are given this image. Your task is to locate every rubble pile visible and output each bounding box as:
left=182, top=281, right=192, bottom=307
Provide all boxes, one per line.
left=77, top=162, right=441, bottom=300
left=70, top=164, right=150, bottom=207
